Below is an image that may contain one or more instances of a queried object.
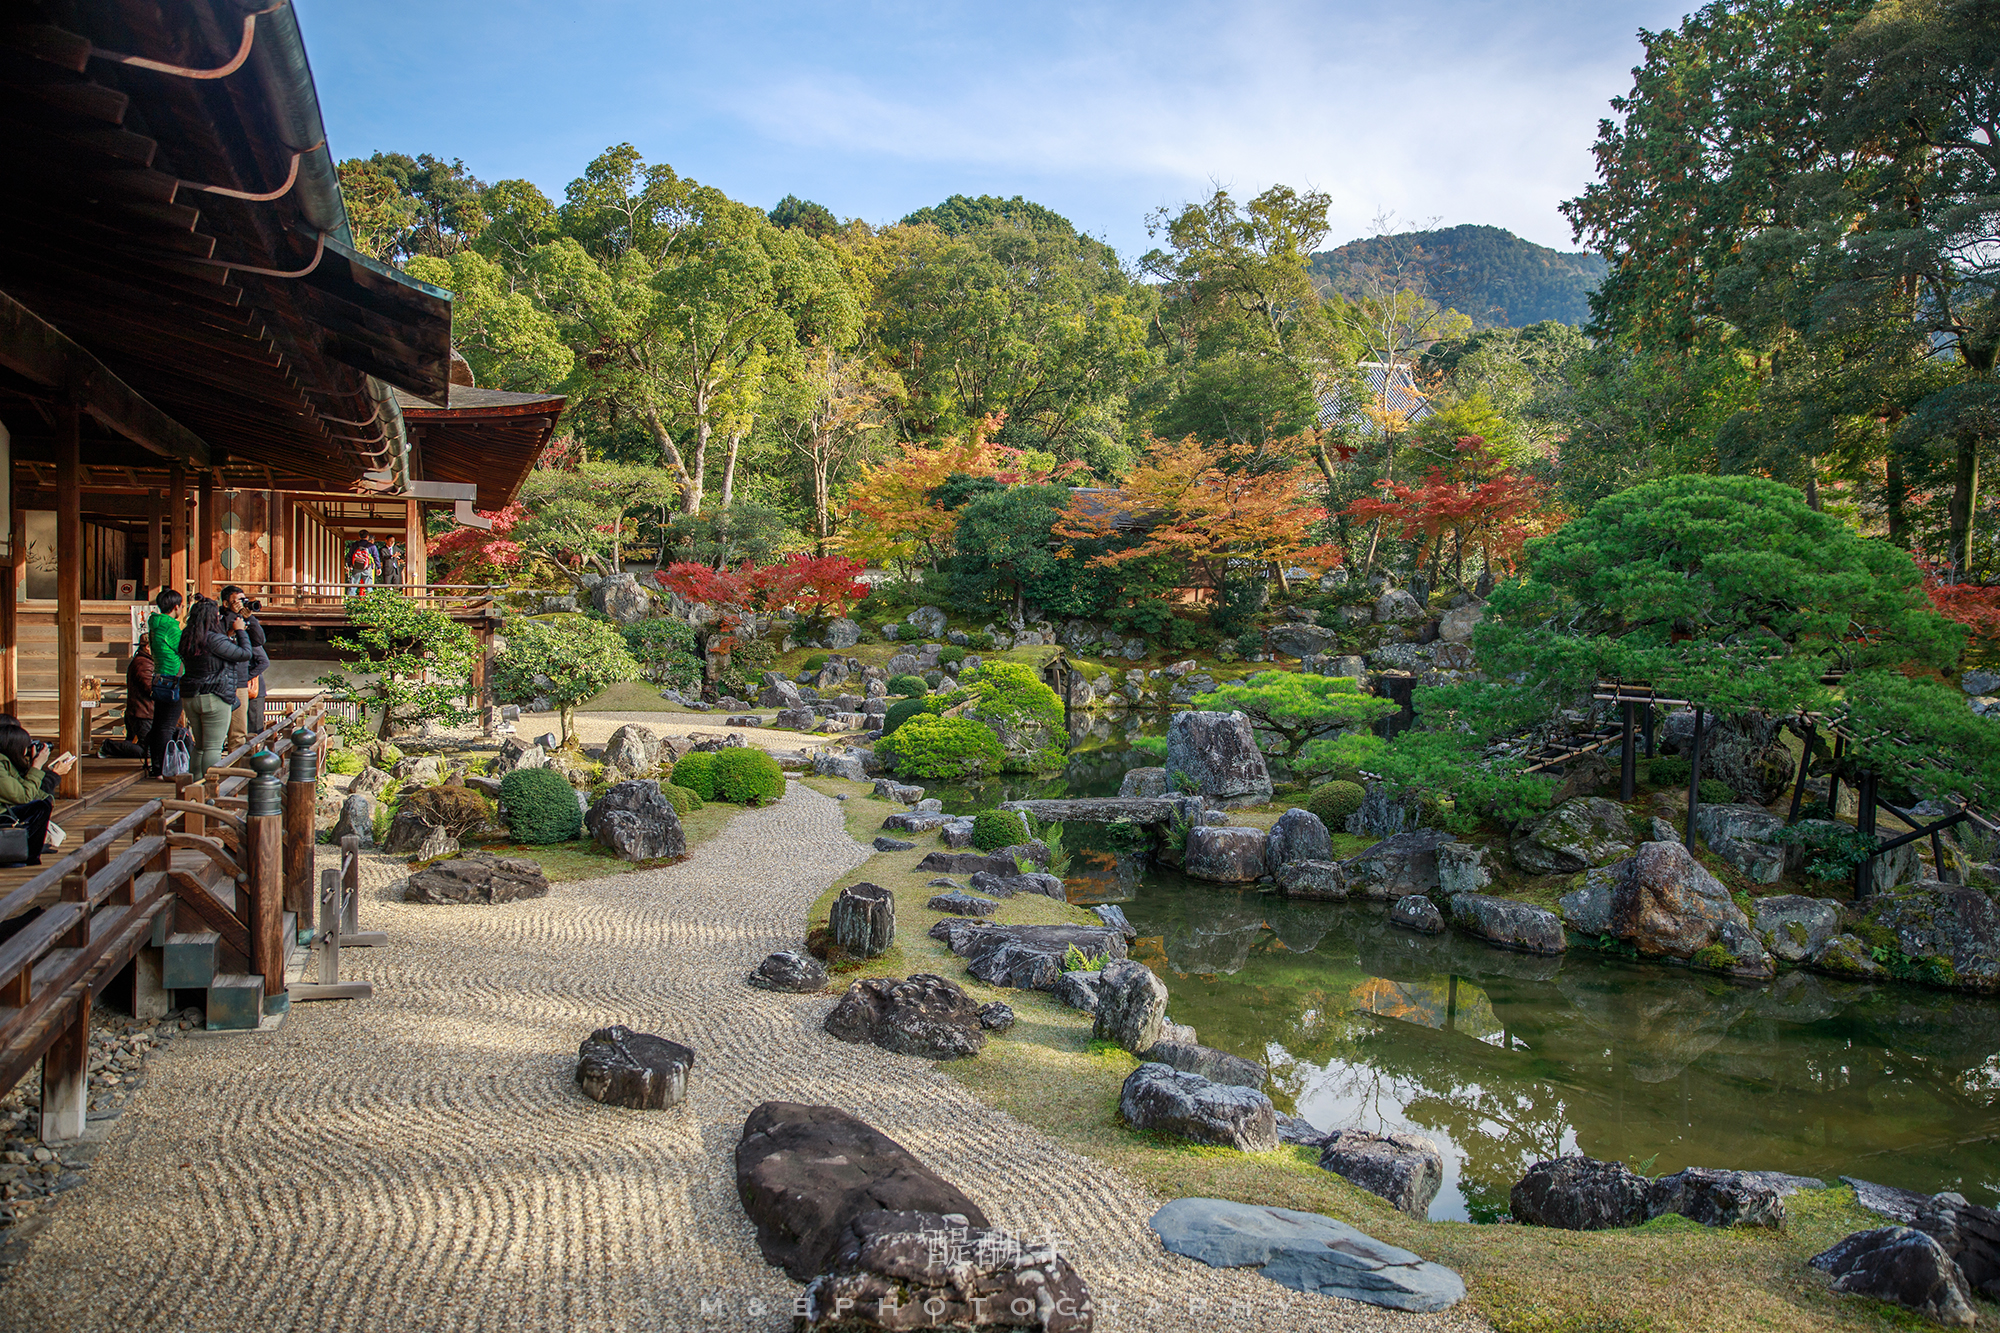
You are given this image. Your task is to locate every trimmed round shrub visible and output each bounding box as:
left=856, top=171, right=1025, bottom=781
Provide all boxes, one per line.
left=971, top=809, right=1031, bottom=851
left=712, top=747, right=785, bottom=805
left=1648, top=756, right=1693, bottom=787
left=325, top=749, right=365, bottom=776
left=1307, top=780, right=1366, bottom=828
left=938, top=645, right=967, bottom=666
left=881, top=696, right=933, bottom=736
left=499, top=768, right=582, bottom=844
left=879, top=714, right=1006, bottom=781
left=888, top=674, right=929, bottom=698
left=672, top=752, right=719, bottom=800
left=662, top=783, right=705, bottom=815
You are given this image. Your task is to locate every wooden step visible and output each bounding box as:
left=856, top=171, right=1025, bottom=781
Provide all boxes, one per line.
left=162, top=931, right=217, bottom=989
left=204, top=973, right=264, bottom=1030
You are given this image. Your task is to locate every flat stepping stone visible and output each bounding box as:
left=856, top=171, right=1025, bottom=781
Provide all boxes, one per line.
left=575, top=1025, right=694, bottom=1109
left=1149, top=1197, right=1464, bottom=1312
left=927, top=891, right=999, bottom=917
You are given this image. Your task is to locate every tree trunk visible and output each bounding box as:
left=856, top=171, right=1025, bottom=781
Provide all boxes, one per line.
left=1949, top=437, right=1980, bottom=581
left=720, top=430, right=744, bottom=511
left=1887, top=448, right=1909, bottom=547
left=643, top=409, right=698, bottom=514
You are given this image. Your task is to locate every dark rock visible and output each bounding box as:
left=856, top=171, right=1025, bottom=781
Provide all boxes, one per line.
left=1091, top=903, right=1137, bottom=938
left=915, top=847, right=1049, bottom=877
left=382, top=807, right=448, bottom=856
left=1319, top=1129, right=1445, bottom=1218
left=1435, top=841, right=1494, bottom=897
left=829, top=882, right=895, bottom=959
left=1136, top=1039, right=1266, bottom=1088
left=938, top=817, right=976, bottom=848
left=746, top=950, right=828, bottom=993
left=1054, top=970, right=1105, bottom=1013
left=1648, top=1167, right=1789, bottom=1228
left=925, top=877, right=962, bottom=888
left=1340, top=829, right=1457, bottom=899
left=1148, top=1197, right=1465, bottom=1311
left=1343, top=782, right=1427, bottom=838
left=1275, top=1112, right=1328, bottom=1148
left=574, top=1025, right=694, bottom=1109
left=1693, top=803, right=1798, bottom=883
left=758, top=679, right=805, bottom=710
left=822, top=974, right=986, bottom=1060
left=881, top=811, right=949, bottom=833
left=872, top=778, right=924, bottom=803
left=1846, top=1177, right=2000, bottom=1297
left=1511, top=1155, right=1653, bottom=1230
left=1449, top=894, right=1567, bottom=955
left=1265, top=808, right=1333, bottom=869
left=1512, top=797, right=1636, bottom=875
left=977, top=1002, right=1015, bottom=1032
left=1754, top=895, right=1844, bottom=964
left=966, top=869, right=1066, bottom=901
left=1274, top=859, right=1348, bottom=900
left=872, top=835, right=915, bottom=852
left=1660, top=709, right=1797, bottom=805
left=1603, top=840, right=1751, bottom=960
left=1810, top=1227, right=1976, bottom=1327
left=1389, top=894, right=1445, bottom=935
left=1092, top=960, right=1169, bottom=1054
left=926, top=891, right=999, bottom=917
left=1119, top=1063, right=1278, bottom=1151
left=1166, top=710, right=1274, bottom=807
left=331, top=793, right=376, bottom=847
left=585, top=780, right=687, bottom=862
left=1265, top=622, right=1338, bottom=658
left=798, top=1210, right=1091, bottom=1332
left=734, top=1102, right=989, bottom=1282
left=1184, top=826, right=1269, bottom=883
left=929, top=920, right=1128, bottom=991
left=1859, top=882, right=2000, bottom=993
left=405, top=853, right=550, bottom=905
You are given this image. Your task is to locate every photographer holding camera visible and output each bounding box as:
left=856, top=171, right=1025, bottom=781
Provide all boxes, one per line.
left=219, top=586, right=269, bottom=747
left=0, top=715, right=75, bottom=864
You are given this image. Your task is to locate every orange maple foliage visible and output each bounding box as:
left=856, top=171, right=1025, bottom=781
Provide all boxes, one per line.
left=1054, top=434, right=1337, bottom=600
left=1342, top=435, right=1563, bottom=586
left=839, top=414, right=1081, bottom=573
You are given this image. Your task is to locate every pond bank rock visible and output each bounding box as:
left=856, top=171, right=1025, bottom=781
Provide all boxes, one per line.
left=1693, top=803, right=1798, bottom=883
left=1264, top=807, right=1332, bottom=869
left=1855, top=882, right=2000, bottom=993
left=734, top=1102, right=989, bottom=1282
left=914, top=845, right=1050, bottom=877
left=1342, top=829, right=1457, bottom=899
left=1511, top=1156, right=1654, bottom=1230
left=1754, top=895, right=1844, bottom=964
left=1149, top=1197, right=1464, bottom=1312
left=1319, top=1130, right=1445, bottom=1218
left=966, top=869, right=1065, bottom=901
left=1512, top=797, right=1636, bottom=875
left=1184, top=825, right=1268, bottom=883
left=1166, top=710, right=1273, bottom=807
left=1390, top=894, right=1445, bottom=934
left=822, top=974, right=985, bottom=1060
left=404, top=853, right=549, bottom=905
left=1274, top=859, right=1348, bottom=900
left=574, top=1026, right=694, bottom=1109
left=1811, top=1227, right=1977, bottom=1327
left=1449, top=894, right=1567, bottom=955
left=1136, top=1039, right=1266, bottom=1089
left=1845, top=1177, right=2000, bottom=1297
left=1092, top=960, right=1169, bottom=1054
left=929, top=920, right=1128, bottom=991
left=1119, top=1063, right=1277, bottom=1151
left=1599, top=840, right=1754, bottom=961
left=1649, top=1167, right=1799, bottom=1229
left=926, top=890, right=999, bottom=917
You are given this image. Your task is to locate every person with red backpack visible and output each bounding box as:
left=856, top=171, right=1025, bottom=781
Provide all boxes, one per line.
left=346, top=531, right=380, bottom=592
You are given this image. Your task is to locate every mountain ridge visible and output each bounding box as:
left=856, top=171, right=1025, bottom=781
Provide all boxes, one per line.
left=1311, top=223, right=1606, bottom=328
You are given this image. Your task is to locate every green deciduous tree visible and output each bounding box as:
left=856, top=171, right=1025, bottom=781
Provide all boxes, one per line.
left=491, top=615, right=641, bottom=744
left=318, top=590, right=479, bottom=739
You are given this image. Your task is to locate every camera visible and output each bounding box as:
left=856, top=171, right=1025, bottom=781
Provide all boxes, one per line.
left=243, top=598, right=262, bottom=612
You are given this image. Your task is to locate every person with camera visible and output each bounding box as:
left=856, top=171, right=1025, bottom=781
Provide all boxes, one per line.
left=0, top=715, right=75, bottom=864
left=220, top=586, right=269, bottom=748
left=145, top=587, right=185, bottom=780
left=178, top=597, right=254, bottom=778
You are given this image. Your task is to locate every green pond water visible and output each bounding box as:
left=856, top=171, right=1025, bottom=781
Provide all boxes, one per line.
left=934, top=745, right=2000, bottom=1224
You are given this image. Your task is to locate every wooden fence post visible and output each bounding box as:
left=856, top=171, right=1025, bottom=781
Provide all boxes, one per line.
left=1854, top=769, right=1880, bottom=899
left=284, top=723, right=319, bottom=923
left=246, top=751, right=286, bottom=1009
left=1787, top=721, right=1817, bottom=824
left=1619, top=701, right=1637, bottom=801
left=1683, top=706, right=1706, bottom=851
left=41, top=867, right=90, bottom=1142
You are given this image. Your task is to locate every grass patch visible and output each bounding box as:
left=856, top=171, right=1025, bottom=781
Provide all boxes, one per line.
left=579, top=680, right=690, bottom=712
left=466, top=799, right=744, bottom=882
left=796, top=779, right=1973, bottom=1333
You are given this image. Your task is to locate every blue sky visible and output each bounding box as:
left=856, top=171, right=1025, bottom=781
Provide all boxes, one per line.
left=301, top=0, right=1693, bottom=260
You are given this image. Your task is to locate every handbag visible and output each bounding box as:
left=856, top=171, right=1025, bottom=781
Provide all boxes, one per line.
left=161, top=729, right=192, bottom=779
left=0, top=807, right=33, bottom=866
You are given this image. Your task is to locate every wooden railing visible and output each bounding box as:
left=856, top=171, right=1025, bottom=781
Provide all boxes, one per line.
left=0, top=697, right=331, bottom=1133
left=218, top=581, right=503, bottom=616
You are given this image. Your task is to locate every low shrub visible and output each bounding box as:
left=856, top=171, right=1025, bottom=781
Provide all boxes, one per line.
left=402, top=782, right=494, bottom=838
left=1233, top=630, right=1264, bottom=658
left=802, top=654, right=829, bottom=674
left=662, top=783, right=704, bottom=815
left=968, top=631, right=996, bottom=651
left=375, top=743, right=405, bottom=767
left=1307, top=780, right=1366, bottom=827
left=672, top=752, right=719, bottom=800
left=938, top=645, right=966, bottom=666
left=1698, top=778, right=1737, bottom=804
left=499, top=768, right=582, bottom=844
left=1060, top=943, right=1106, bottom=973
left=878, top=714, right=1006, bottom=780
left=712, top=747, right=786, bottom=804
left=881, top=696, right=933, bottom=736
left=325, top=749, right=365, bottom=776
left=888, top=674, right=929, bottom=698
left=1647, top=756, right=1692, bottom=787
left=971, top=809, right=1031, bottom=851
left=881, top=623, right=905, bottom=642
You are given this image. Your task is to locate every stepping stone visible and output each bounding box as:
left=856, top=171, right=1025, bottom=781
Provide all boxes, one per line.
left=1149, top=1197, right=1464, bottom=1312
left=927, top=891, right=999, bottom=917
left=873, top=836, right=915, bottom=852
left=574, top=1025, right=694, bottom=1109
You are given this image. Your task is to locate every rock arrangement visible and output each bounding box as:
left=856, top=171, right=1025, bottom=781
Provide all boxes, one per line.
left=1812, top=1228, right=1976, bottom=1327
left=1148, top=1197, right=1464, bottom=1311
left=404, top=853, right=550, bottom=905
left=584, top=780, right=687, bottom=862
left=822, top=974, right=986, bottom=1059
left=1510, top=1154, right=1823, bottom=1232
left=828, top=882, right=894, bottom=959
left=1092, top=960, right=1168, bottom=1053
left=928, top=920, right=1127, bottom=990
left=1166, top=710, right=1274, bottom=807
left=574, top=1026, right=695, bottom=1110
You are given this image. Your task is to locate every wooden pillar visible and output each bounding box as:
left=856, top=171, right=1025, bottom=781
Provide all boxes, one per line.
left=248, top=763, right=285, bottom=1004
left=1619, top=701, right=1636, bottom=802
left=55, top=402, right=82, bottom=799
left=272, top=491, right=291, bottom=605
left=0, top=511, right=17, bottom=712
left=169, top=465, right=188, bottom=594
left=284, top=724, right=317, bottom=920
left=1854, top=770, right=1880, bottom=899
left=41, top=864, right=89, bottom=1141
left=1682, top=706, right=1705, bottom=852
left=1786, top=721, right=1817, bottom=824
left=404, top=499, right=426, bottom=590
left=147, top=488, right=164, bottom=594
left=196, top=471, right=215, bottom=597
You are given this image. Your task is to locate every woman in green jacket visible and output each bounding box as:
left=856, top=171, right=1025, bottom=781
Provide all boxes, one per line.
left=0, top=715, right=73, bottom=864
left=146, top=588, right=184, bottom=779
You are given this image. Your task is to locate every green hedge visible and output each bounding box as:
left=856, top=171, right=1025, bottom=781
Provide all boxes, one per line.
left=672, top=752, right=718, bottom=800
left=971, top=809, right=1031, bottom=851
left=1648, top=756, right=1692, bottom=787
left=661, top=783, right=704, bottom=815
left=879, top=714, right=1006, bottom=780
left=499, top=768, right=581, bottom=844
left=325, top=750, right=365, bottom=776
left=712, top=747, right=785, bottom=804
left=881, top=697, right=933, bottom=736
left=938, top=645, right=967, bottom=666
left=888, top=674, right=929, bottom=698
left=1307, top=780, right=1366, bottom=827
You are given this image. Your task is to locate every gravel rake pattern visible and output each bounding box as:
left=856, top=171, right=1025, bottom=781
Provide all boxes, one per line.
left=0, top=781, right=1484, bottom=1332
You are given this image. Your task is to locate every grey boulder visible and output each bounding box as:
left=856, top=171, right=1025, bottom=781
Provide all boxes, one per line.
left=574, top=1025, right=693, bottom=1109
left=1649, top=1167, right=1795, bottom=1229
left=585, top=780, right=686, bottom=862
left=1092, top=959, right=1170, bottom=1054
left=1118, top=766, right=1169, bottom=798
left=1165, top=710, right=1273, bottom=806
left=1511, top=1155, right=1653, bottom=1230
left=1264, top=807, right=1332, bottom=869
left=1811, top=1227, right=1976, bottom=1327
left=872, top=835, right=915, bottom=852
left=822, top=973, right=986, bottom=1060
left=1054, top=970, right=1105, bottom=1013
left=331, top=793, right=377, bottom=847
left=1184, top=825, right=1268, bottom=883
left=1449, top=893, right=1567, bottom=954
left=1754, top=895, right=1844, bottom=964
left=1119, top=1063, right=1278, bottom=1152
left=1694, top=803, right=1798, bottom=884
left=1318, top=1129, right=1445, bottom=1218
left=405, top=853, right=549, bottom=905
left=1148, top=1197, right=1464, bottom=1312
left=926, top=890, right=999, bottom=917
left=1389, top=894, right=1445, bottom=935
left=1340, top=829, right=1456, bottom=899
left=966, top=869, right=1066, bottom=901
left=1274, top=859, right=1348, bottom=900
left=601, top=723, right=663, bottom=774
left=1136, top=1040, right=1266, bottom=1089
left=1512, top=797, right=1637, bottom=875
left=746, top=950, right=828, bottom=993
left=977, top=1002, right=1015, bottom=1032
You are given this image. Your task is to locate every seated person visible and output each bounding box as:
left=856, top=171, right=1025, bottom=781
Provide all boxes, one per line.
left=0, top=715, right=75, bottom=865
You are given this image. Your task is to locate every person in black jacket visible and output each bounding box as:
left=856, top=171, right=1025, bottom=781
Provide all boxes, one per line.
left=178, top=597, right=254, bottom=778
left=220, top=586, right=268, bottom=746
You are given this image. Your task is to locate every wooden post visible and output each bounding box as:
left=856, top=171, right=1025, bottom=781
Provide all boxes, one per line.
left=1683, top=706, right=1705, bottom=852
left=1827, top=735, right=1845, bottom=820
left=0, top=511, right=17, bottom=712
left=148, top=488, right=163, bottom=593
left=1642, top=702, right=1656, bottom=759
left=41, top=866, right=90, bottom=1141
left=404, top=498, right=423, bottom=591
left=273, top=491, right=291, bottom=606
left=196, top=471, right=215, bottom=597
left=284, top=724, right=317, bottom=921
left=246, top=751, right=285, bottom=1004
left=341, top=834, right=360, bottom=936
left=56, top=400, right=82, bottom=799
left=1854, top=769, right=1880, bottom=899
left=1787, top=722, right=1817, bottom=824
left=1619, top=701, right=1636, bottom=801
left=169, top=465, right=188, bottom=594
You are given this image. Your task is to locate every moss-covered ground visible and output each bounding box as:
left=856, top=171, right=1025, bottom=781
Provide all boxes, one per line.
left=802, top=773, right=1987, bottom=1333
left=459, top=800, right=745, bottom=883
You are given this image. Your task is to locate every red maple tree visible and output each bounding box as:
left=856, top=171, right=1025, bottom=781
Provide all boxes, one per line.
left=1341, top=435, right=1562, bottom=588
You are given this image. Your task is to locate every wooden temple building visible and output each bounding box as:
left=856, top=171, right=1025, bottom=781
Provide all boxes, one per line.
left=0, top=0, right=560, bottom=1130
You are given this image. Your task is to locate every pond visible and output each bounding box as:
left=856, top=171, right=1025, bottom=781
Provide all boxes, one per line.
left=929, top=745, right=2000, bottom=1223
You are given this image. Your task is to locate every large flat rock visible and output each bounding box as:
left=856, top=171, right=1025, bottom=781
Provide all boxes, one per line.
left=1148, top=1197, right=1465, bottom=1312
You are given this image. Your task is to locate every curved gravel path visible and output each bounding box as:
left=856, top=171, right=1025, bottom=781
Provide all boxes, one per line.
left=0, top=782, right=1484, bottom=1333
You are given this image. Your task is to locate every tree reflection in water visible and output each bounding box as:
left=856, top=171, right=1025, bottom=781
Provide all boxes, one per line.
left=1125, top=870, right=2000, bottom=1221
